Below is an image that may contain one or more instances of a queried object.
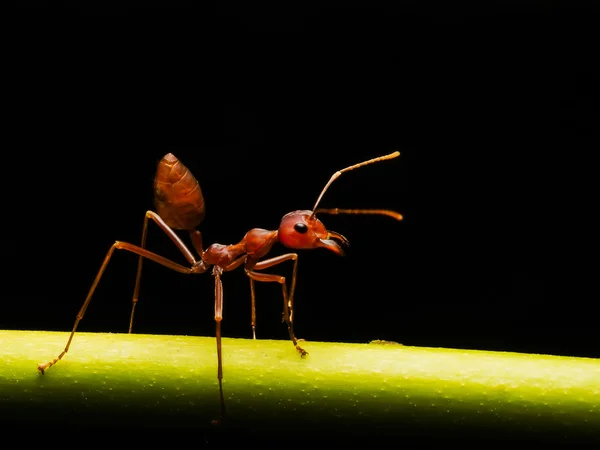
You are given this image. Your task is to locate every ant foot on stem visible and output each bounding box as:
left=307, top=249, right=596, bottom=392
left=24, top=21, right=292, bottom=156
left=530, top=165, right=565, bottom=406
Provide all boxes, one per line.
left=37, top=364, right=48, bottom=375
left=296, top=346, right=308, bottom=357
left=38, top=358, right=58, bottom=374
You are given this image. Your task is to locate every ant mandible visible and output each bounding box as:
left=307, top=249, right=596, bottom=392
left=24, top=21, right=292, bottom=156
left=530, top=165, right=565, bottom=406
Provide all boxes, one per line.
left=38, top=151, right=403, bottom=423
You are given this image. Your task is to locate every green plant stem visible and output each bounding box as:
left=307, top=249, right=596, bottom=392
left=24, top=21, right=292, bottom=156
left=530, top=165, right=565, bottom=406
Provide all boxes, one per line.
left=1, top=330, right=599, bottom=442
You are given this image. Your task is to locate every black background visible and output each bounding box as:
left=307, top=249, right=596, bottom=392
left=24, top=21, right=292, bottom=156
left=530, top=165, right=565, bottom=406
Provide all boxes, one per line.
left=3, top=3, right=597, bottom=363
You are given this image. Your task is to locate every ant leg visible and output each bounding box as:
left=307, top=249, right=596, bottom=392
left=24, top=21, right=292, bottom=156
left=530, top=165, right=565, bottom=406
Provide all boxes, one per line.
left=249, top=278, right=257, bottom=339
left=245, top=254, right=306, bottom=357
left=221, top=256, right=253, bottom=337
left=38, top=241, right=208, bottom=375
left=212, top=267, right=226, bottom=425
left=253, top=253, right=299, bottom=327
left=129, top=211, right=199, bottom=333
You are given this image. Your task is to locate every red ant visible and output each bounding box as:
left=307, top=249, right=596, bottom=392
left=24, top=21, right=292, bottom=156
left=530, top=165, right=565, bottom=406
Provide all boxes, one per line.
left=38, top=151, right=403, bottom=423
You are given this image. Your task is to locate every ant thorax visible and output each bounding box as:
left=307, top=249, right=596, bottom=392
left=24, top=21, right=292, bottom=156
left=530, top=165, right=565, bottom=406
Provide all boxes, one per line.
left=202, top=242, right=246, bottom=267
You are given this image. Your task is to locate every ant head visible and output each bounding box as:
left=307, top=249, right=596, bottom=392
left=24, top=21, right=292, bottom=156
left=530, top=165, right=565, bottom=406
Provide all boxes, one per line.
left=277, top=152, right=402, bottom=256
left=277, top=210, right=348, bottom=256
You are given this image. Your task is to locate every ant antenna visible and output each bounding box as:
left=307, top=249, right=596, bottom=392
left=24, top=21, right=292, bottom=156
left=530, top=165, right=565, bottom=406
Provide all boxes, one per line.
left=310, top=151, right=402, bottom=220
left=314, top=208, right=403, bottom=221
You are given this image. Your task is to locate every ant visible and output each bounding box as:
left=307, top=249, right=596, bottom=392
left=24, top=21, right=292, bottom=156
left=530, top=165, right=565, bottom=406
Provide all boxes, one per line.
left=38, top=151, right=403, bottom=423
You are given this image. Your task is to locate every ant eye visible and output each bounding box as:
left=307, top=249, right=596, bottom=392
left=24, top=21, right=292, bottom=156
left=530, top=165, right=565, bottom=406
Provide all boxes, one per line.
left=294, top=222, right=308, bottom=234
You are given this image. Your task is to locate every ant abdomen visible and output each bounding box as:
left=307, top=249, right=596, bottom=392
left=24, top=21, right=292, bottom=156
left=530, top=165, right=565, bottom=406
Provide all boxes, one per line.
left=154, top=153, right=206, bottom=230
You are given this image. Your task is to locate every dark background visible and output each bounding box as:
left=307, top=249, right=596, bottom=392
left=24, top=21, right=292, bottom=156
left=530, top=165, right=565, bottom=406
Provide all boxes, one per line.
left=3, top=3, right=597, bottom=362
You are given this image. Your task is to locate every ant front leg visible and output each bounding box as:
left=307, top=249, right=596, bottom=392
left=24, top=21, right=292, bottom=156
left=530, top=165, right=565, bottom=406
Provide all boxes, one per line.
left=245, top=254, right=307, bottom=357
left=130, top=210, right=200, bottom=333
